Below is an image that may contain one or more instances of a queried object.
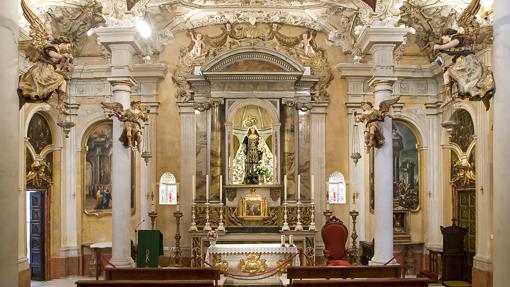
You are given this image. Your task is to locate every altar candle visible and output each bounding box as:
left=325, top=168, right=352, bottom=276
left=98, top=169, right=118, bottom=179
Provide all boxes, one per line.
left=281, top=235, right=285, bottom=246
left=206, top=175, right=210, bottom=202
left=219, top=175, right=223, bottom=202
left=289, top=235, right=294, bottom=246
left=192, top=175, right=196, bottom=202
left=297, top=174, right=301, bottom=202
left=284, top=175, right=287, bottom=201
left=311, top=175, right=315, bottom=202
left=176, top=183, right=180, bottom=211
left=326, top=189, right=330, bottom=211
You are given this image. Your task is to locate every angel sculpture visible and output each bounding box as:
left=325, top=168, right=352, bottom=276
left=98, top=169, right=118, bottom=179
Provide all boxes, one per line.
left=355, top=97, right=400, bottom=151
left=18, top=0, right=74, bottom=114
left=190, top=31, right=205, bottom=57
left=433, top=0, right=494, bottom=110
left=101, top=100, right=149, bottom=152
left=301, top=30, right=317, bottom=56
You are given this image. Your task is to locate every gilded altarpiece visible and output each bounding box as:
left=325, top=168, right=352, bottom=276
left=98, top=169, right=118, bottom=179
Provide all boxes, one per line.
left=177, top=23, right=328, bottom=266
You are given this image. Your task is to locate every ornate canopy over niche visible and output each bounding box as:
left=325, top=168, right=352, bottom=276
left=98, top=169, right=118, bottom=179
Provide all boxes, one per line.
left=174, top=23, right=329, bottom=102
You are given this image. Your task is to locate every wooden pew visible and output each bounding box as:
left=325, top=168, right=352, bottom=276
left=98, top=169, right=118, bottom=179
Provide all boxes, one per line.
left=287, top=266, right=402, bottom=284
left=290, top=278, right=430, bottom=287
left=76, top=280, right=214, bottom=287
left=104, top=267, right=220, bottom=286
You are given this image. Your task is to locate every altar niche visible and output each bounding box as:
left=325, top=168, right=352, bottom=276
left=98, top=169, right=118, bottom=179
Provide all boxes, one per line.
left=180, top=46, right=327, bottom=232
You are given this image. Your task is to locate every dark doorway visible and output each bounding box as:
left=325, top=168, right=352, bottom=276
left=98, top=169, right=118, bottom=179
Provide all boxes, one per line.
left=28, top=190, right=46, bottom=281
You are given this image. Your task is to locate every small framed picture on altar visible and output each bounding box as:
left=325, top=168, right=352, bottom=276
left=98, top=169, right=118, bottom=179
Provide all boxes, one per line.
left=159, top=172, right=177, bottom=205
left=239, top=190, right=269, bottom=220
left=328, top=172, right=346, bottom=204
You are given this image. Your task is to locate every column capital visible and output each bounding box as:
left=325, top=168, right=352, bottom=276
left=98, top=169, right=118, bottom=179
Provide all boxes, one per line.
left=107, top=77, right=137, bottom=93
left=368, top=77, right=397, bottom=88
left=93, top=26, right=144, bottom=54
left=357, top=27, right=411, bottom=54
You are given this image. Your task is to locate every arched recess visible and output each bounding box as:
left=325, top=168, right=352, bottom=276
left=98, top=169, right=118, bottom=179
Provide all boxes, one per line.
left=159, top=172, right=177, bottom=205
left=444, top=108, right=477, bottom=281
left=25, top=112, right=55, bottom=281
left=328, top=171, right=347, bottom=204
left=226, top=99, right=281, bottom=185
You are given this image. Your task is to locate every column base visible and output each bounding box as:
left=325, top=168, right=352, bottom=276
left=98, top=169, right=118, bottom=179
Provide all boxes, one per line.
left=108, top=258, right=135, bottom=268
left=369, top=257, right=398, bottom=266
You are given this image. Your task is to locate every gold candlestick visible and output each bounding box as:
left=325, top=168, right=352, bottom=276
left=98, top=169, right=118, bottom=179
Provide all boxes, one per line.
left=173, top=210, right=183, bottom=266
left=148, top=211, right=158, bottom=229
left=349, top=209, right=360, bottom=265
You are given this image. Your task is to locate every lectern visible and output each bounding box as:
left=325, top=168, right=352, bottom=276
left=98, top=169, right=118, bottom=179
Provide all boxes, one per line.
left=137, top=230, right=163, bottom=267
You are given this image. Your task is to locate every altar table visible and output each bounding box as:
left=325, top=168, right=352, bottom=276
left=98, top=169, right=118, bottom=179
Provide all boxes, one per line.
left=205, top=243, right=300, bottom=272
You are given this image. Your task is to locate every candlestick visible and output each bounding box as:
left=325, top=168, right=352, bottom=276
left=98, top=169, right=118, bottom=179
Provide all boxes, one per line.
left=176, top=185, right=180, bottom=212
left=219, top=175, right=223, bottom=202
left=294, top=202, right=304, bottom=231
left=289, top=235, right=294, bottom=246
left=349, top=210, right=360, bottom=265
left=173, top=210, right=183, bottom=266
left=308, top=202, right=316, bottom=231
left=311, top=175, right=314, bottom=202
left=192, top=175, right=196, bottom=202
left=326, top=188, right=330, bottom=211
left=189, top=203, right=198, bottom=231
left=281, top=235, right=285, bottom=246
left=297, top=174, right=301, bottom=201
left=284, top=175, right=287, bottom=201
left=206, top=175, right=210, bottom=202
left=203, top=203, right=212, bottom=231
left=217, top=203, right=225, bottom=231
left=281, top=203, right=290, bottom=231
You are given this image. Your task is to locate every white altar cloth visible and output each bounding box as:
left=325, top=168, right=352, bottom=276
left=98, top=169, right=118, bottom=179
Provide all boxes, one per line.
left=206, top=243, right=300, bottom=268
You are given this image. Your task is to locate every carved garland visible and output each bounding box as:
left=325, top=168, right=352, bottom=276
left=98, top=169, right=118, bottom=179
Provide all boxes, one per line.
left=172, top=23, right=333, bottom=102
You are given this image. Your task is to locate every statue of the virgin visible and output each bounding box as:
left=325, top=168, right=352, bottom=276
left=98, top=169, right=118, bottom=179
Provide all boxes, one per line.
left=232, top=126, right=273, bottom=184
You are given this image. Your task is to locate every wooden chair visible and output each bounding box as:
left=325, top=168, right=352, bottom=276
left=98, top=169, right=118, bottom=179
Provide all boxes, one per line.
left=321, top=216, right=351, bottom=266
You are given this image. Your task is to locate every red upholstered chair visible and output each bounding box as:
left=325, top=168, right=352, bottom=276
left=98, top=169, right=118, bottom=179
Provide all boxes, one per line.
left=321, top=216, right=351, bottom=266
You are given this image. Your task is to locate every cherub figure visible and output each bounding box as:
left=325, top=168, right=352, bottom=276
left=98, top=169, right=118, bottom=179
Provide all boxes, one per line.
left=301, top=30, right=316, bottom=56
left=18, top=0, right=74, bottom=114
left=433, top=0, right=494, bottom=110
left=355, top=97, right=400, bottom=151
left=190, top=31, right=205, bottom=57
left=101, top=100, right=149, bottom=152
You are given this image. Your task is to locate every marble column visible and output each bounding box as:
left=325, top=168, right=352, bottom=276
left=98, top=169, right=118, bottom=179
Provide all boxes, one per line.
left=358, top=27, right=408, bottom=265
left=210, top=99, right=223, bottom=201
left=424, top=103, right=443, bottom=250
left=493, top=1, right=510, bottom=284
left=109, top=78, right=136, bottom=267
left=179, top=104, right=196, bottom=251
left=310, top=104, right=327, bottom=248
left=95, top=27, right=143, bottom=267
left=60, top=126, right=79, bottom=257
left=370, top=78, right=396, bottom=264
left=282, top=100, right=296, bottom=199
left=0, top=0, right=19, bottom=285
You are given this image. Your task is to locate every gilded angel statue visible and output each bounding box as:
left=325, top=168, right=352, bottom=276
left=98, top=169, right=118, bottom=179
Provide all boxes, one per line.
left=433, top=0, right=495, bottom=110
left=101, top=100, right=149, bottom=152
left=355, top=97, right=400, bottom=151
left=18, top=0, right=73, bottom=114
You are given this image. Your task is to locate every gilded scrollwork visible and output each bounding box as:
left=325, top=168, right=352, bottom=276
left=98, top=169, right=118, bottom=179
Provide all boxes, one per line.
left=239, top=253, right=267, bottom=274
left=173, top=22, right=333, bottom=102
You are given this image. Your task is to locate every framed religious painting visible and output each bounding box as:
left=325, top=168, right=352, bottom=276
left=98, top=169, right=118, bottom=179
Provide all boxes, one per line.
left=239, top=189, right=268, bottom=221
left=82, top=120, right=135, bottom=216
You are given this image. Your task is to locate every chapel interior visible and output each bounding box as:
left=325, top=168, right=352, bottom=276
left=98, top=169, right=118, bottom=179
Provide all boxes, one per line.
left=1, top=0, right=510, bottom=286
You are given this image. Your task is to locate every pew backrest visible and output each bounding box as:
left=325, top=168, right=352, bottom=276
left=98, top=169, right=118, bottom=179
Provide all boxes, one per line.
left=287, top=265, right=402, bottom=282
left=104, top=267, right=220, bottom=280
left=290, top=278, right=430, bottom=287
left=76, top=279, right=215, bottom=287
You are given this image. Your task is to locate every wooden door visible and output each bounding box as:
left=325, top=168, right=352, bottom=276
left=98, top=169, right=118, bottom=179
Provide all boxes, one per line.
left=458, top=188, right=476, bottom=282
left=29, top=191, right=45, bottom=281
